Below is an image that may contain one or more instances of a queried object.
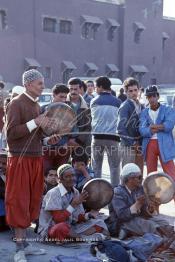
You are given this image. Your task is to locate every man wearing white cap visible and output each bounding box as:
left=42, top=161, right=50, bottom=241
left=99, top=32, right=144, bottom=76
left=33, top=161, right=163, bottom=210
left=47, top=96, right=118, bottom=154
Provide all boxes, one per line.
left=5, top=69, right=50, bottom=261
left=108, top=163, right=172, bottom=239
left=11, top=85, right=26, bottom=98
left=38, top=164, right=109, bottom=242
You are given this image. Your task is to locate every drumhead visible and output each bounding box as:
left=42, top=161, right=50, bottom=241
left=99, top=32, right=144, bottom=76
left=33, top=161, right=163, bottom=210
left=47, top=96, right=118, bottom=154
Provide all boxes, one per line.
left=143, top=172, right=175, bottom=204
left=82, top=178, right=114, bottom=210
left=41, top=102, right=76, bottom=136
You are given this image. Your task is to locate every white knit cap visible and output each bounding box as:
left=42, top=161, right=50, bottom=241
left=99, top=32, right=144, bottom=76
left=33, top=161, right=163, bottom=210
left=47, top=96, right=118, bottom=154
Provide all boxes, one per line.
left=22, top=69, right=44, bottom=86
left=12, top=85, right=25, bottom=95
left=121, top=163, right=141, bottom=178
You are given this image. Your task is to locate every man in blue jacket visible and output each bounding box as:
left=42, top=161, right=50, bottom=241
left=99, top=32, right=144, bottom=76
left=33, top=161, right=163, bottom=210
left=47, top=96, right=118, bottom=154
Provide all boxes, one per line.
left=139, top=85, right=175, bottom=180
left=117, top=77, right=144, bottom=173
left=90, top=76, right=121, bottom=187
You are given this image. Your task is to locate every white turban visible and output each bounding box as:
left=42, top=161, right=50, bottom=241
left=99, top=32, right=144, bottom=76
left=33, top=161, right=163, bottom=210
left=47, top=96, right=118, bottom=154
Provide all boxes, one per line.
left=121, top=163, right=141, bottom=183
left=12, top=85, right=25, bottom=95
left=22, top=69, right=44, bottom=86
left=57, top=164, right=74, bottom=177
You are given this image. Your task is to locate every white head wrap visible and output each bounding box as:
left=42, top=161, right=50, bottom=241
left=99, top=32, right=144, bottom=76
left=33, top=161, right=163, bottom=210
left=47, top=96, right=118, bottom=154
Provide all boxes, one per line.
left=12, top=85, right=25, bottom=95
left=121, top=163, right=141, bottom=183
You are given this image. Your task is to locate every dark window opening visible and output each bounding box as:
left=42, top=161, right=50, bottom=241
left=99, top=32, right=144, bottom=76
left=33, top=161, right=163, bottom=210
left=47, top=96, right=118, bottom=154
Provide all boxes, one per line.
left=43, top=17, right=57, bottom=32
left=60, top=20, right=72, bottom=34
left=0, top=10, right=7, bottom=30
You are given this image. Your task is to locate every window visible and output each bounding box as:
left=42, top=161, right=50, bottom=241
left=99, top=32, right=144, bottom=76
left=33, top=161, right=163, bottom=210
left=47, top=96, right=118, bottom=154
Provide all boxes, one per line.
left=92, top=24, right=99, bottom=40
left=108, top=27, right=116, bottom=41
left=44, top=67, right=52, bottom=79
left=62, top=69, right=72, bottom=84
left=162, top=32, right=169, bottom=51
left=43, top=17, right=57, bottom=32
left=0, top=10, right=7, bottom=30
left=81, top=23, right=91, bottom=39
left=60, top=20, right=72, bottom=34
left=134, top=30, right=141, bottom=44
left=133, top=22, right=145, bottom=44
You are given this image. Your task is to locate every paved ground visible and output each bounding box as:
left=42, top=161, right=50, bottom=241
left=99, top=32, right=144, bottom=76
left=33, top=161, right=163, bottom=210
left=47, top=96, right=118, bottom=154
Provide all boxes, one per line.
left=0, top=155, right=175, bottom=261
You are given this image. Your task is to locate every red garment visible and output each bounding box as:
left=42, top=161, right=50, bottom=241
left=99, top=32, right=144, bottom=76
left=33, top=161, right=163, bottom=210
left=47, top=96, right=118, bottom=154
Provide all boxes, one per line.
left=51, top=210, right=71, bottom=223
left=51, top=210, right=86, bottom=224
left=48, top=222, right=71, bottom=241
left=48, top=211, right=103, bottom=241
left=5, top=156, right=44, bottom=228
left=146, top=139, right=175, bottom=180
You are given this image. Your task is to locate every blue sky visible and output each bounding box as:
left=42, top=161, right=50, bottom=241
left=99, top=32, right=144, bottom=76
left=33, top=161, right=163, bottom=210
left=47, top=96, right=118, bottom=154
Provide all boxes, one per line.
left=163, top=0, right=175, bottom=17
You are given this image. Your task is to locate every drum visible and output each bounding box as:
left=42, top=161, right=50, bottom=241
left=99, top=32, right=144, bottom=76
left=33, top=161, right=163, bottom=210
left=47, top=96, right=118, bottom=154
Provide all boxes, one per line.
left=143, top=172, right=175, bottom=204
left=82, top=178, right=114, bottom=210
left=41, top=102, right=76, bottom=136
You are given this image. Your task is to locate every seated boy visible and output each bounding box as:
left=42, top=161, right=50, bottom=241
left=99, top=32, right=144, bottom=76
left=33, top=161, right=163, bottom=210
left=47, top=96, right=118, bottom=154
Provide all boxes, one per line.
left=72, top=153, right=94, bottom=192
left=44, top=168, right=58, bottom=195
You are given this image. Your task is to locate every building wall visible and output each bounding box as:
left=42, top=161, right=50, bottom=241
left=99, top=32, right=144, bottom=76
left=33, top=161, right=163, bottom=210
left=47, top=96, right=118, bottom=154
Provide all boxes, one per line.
left=0, top=0, right=174, bottom=88
left=122, top=0, right=164, bottom=86
left=161, top=18, right=175, bottom=83
left=0, top=0, right=120, bottom=88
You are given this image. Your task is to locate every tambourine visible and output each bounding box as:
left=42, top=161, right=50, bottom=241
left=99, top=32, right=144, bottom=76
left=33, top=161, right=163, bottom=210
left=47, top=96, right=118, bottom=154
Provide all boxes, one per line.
left=40, top=102, right=76, bottom=136
left=82, top=178, right=114, bottom=210
left=143, top=172, right=175, bottom=204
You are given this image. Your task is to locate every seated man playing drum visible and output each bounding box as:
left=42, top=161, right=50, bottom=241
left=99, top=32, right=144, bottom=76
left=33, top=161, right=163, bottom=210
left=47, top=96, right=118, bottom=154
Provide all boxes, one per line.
left=38, top=164, right=109, bottom=242
left=108, top=163, right=173, bottom=240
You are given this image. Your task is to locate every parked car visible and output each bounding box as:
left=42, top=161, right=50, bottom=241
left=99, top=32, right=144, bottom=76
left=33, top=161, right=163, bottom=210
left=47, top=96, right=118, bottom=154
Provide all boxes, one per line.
left=157, top=84, right=175, bottom=106
left=38, top=91, right=52, bottom=107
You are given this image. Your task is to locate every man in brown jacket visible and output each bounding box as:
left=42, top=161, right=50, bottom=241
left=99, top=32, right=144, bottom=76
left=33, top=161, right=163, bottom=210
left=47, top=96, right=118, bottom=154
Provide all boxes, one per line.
left=5, top=69, right=52, bottom=262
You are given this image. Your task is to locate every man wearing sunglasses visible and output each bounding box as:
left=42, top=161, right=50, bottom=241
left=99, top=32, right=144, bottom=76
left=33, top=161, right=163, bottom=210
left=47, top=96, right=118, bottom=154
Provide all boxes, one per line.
left=139, top=85, right=175, bottom=181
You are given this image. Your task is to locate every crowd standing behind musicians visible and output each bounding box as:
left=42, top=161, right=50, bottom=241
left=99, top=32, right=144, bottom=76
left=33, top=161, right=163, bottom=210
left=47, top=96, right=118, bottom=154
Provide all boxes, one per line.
left=1, top=71, right=175, bottom=261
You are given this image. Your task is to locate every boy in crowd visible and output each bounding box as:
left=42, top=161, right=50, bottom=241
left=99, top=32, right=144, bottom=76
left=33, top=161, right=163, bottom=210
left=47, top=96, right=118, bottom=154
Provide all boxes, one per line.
left=84, top=80, right=94, bottom=107
left=43, top=84, right=73, bottom=171
left=72, top=153, right=94, bottom=192
left=90, top=76, right=121, bottom=187
left=44, top=168, right=58, bottom=195
left=117, top=77, right=144, bottom=173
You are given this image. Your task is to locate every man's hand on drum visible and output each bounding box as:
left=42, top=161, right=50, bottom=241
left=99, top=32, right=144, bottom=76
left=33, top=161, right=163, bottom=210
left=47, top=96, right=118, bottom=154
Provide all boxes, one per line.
left=71, top=190, right=88, bottom=208
left=34, top=114, right=56, bottom=129
left=47, top=134, right=61, bottom=145
left=135, top=195, right=145, bottom=209
left=147, top=198, right=160, bottom=214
